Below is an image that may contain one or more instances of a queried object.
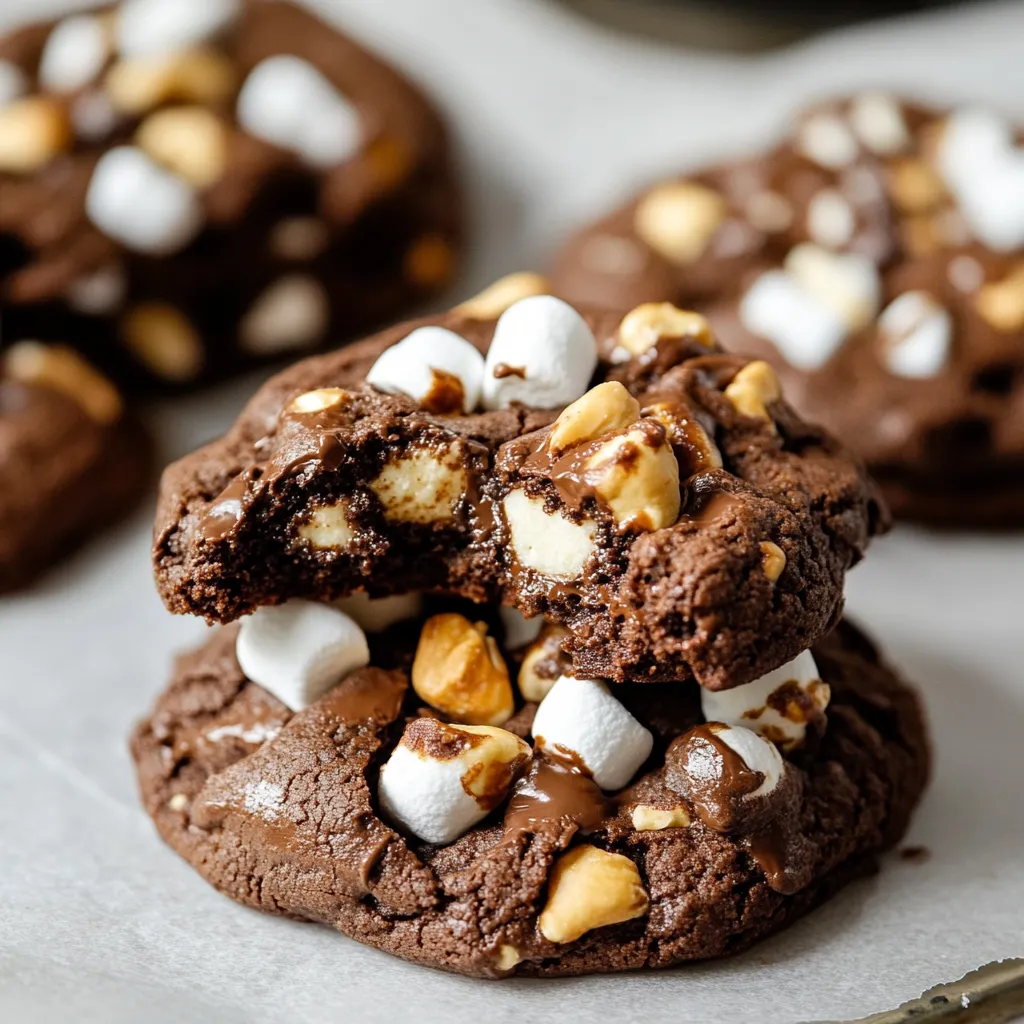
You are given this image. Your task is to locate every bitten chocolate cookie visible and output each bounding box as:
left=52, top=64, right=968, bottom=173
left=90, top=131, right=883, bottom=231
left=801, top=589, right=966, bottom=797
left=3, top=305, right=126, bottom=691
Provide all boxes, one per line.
left=152, top=283, right=886, bottom=690
left=0, top=0, right=461, bottom=391
left=130, top=597, right=929, bottom=979
left=553, top=95, right=1024, bottom=526
left=0, top=341, right=150, bottom=592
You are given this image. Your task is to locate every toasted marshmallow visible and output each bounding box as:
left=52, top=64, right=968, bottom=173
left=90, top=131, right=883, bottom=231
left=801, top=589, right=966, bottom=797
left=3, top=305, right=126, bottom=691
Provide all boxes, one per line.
left=334, top=592, right=423, bottom=633
left=367, top=326, right=485, bottom=414
left=237, top=55, right=360, bottom=168
left=481, top=296, right=598, bottom=410
left=701, top=649, right=829, bottom=751
left=39, top=16, right=110, bottom=93
left=235, top=600, right=370, bottom=711
left=117, top=0, right=240, bottom=58
left=378, top=719, right=530, bottom=844
left=86, top=146, right=202, bottom=255
left=531, top=676, right=653, bottom=791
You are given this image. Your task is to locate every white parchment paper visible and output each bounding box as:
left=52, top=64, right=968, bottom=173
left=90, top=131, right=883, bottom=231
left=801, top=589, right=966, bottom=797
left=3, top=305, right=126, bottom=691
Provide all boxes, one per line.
left=1, top=1, right=1023, bottom=1021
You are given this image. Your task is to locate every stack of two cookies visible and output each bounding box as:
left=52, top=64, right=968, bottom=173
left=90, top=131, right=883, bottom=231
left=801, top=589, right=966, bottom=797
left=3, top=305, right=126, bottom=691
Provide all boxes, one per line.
left=133, top=280, right=929, bottom=978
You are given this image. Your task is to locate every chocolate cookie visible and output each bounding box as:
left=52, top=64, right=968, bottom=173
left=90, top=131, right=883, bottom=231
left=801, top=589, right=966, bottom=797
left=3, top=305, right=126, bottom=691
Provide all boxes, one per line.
left=0, top=341, right=150, bottom=592
left=130, top=602, right=929, bottom=979
left=0, top=0, right=461, bottom=391
left=152, top=285, right=885, bottom=690
left=552, top=95, right=1024, bottom=526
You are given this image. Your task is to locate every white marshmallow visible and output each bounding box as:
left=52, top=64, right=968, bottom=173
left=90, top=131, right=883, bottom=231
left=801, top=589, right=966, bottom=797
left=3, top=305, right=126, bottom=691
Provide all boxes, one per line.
left=879, top=291, right=952, bottom=379
left=710, top=724, right=785, bottom=799
left=499, top=606, right=543, bottom=650
left=70, top=90, right=119, bottom=142
left=378, top=720, right=530, bottom=844
left=235, top=600, right=370, bottom=711
left=849, top=92, right=911, bottom=155
left=239, top=275, right=329, bottom=356
left=85, top=146, right=202, bottom=255
left=39, top=16, right=110, bottom=93
left=797, top=113, right=859, bottom=169
left=938, top=107, right=1024, bottom=252
left=785, top=244, right=881, bottom=332
left=739, top=270, right=847, bottom=371
left=366, top=326, right=485, bottom=413
left=806, top=189, right=855, bottom=249
left=0, top=61, right=27, bottom=109
left=482, top=296, right=598, bottom=410
left=117, top=0, right=240, bottom=58
left=502, top=489, right=597, bottom=579
left=531, top=676, right=653, bottom=791
left=237, top=55, right=361, bottom=168
left=66, top=264, right=126, bottom=315
left=701, top=650, right=828, bottom=751
left=334, top=592, right=423, bottom=633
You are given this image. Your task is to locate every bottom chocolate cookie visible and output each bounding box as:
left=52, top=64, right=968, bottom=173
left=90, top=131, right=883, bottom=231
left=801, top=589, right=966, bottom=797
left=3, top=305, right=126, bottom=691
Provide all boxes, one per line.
left=131, top=605, right=928, bottom=979
left=0, top=343, right=151, bottom=593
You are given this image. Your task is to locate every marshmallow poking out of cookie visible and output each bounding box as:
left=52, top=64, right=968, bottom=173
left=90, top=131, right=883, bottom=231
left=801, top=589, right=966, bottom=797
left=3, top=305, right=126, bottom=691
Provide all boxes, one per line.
left=378, top=718, right=531, bottom=844
left=700, top=649, right=829, bottom=752
left=367, top=326, right=485, bottom=414
left=237, top=55, right=361, bottom=168
left=531, top=676, right=653, bottom=791
left=235, top=599, right=370, bottom=710
left=482, top=296, right=598, bottom=410
left=878, top=291, right=952, bottom=379
left=117, top=0, right=241, bottom=58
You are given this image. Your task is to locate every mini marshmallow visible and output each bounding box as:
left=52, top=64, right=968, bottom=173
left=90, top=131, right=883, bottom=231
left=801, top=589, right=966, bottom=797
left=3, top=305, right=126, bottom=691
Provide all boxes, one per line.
left=85, top=146, right=202, bottom=255
left=711, top=724, right=785, bottom=800
left=482, top=296, right=598, bottom=410
left=938, top=107, right=1024, bottom=252
left=879, top=291, right=952, bottom=379
left=378, top=719, right=530, bottom=844
left=239, top=275, right=329, bottom=355
left=785, top=244, right=880, bottom=332
left=0, top=61, right=27, bottom=109
left=499, top=606, right=543, bottom=650
left=806, top=189, right=855, bottom=249
left=70, top=90, right=119, bottom=142
left=235, top=599, right=370, bottom=711
left=701, top=649, right=829, bottom=751
left=366, top=326, right=485, bottom=413
left=531, top=676, right=653, bottom=791
left=334, top=592, right=423, bottom=633
left=502, top=489, right=597, bottom=579
left=739, top=270, right=847, bottom=371
left=237, top=55, right=361, bottom=168
left=117, top=0, right=241, bottom=58
left=39, top=16, right=110, bottom=93
left=849, top=92, right=911, bottom=155
left=797, top=113, right=859, bottom=169
left=66, top=264, right=126, bottom=315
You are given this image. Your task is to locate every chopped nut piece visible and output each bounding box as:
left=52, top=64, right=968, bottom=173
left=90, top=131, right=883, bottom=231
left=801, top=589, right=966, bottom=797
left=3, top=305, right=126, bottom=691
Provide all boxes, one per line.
left=642, top=402, right=723, bottom=475
left=455, top=272, right=551, bottom=319
left=136, top=105, right=227, bottom=187
left=975, top=264, right=1024, bottom=332
left=538, top=845, right=648, bottom=944
left=617, top=303, right=714, bottom=357
left=288, top=388, right=348, bottom=415
left=411, top=614, right=515, bottom=726
left=298, top=502, right=354, bottom=550
left=496, top=945, right=522, bottom=971
left=121, top=303, right=204, bottom=381
left=405, top=234, right=456, bottom=288
left=584, top=422, right=681, bottom=531
left=724, top=361, right=781, bottom=427
left=517, top=623, right=571, bottom=702
left=105, top=47, right=235, bottom=115
left=634, top=181, right=727, bottom=265
left=887, top=158, right=946, bottom=213
left=760, top=541, right=787, bottom=582
left=547, top=381, right=640, bottom=453
left=369, top=445, right=468, bottom=523
left=4, top=342, right=122, bottom=425
left=631, top=804, right=691, bottom=831
left=0, top=96, right=71, bottom=173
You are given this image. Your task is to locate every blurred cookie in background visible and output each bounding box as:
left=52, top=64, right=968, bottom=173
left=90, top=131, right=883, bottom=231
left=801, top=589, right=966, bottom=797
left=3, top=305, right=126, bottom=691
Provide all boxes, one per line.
left=0, top=342, right=150, bottom=593
left=0, top=0, right=462, bottom=392
left=553, top=95, right=1024, bottom=526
